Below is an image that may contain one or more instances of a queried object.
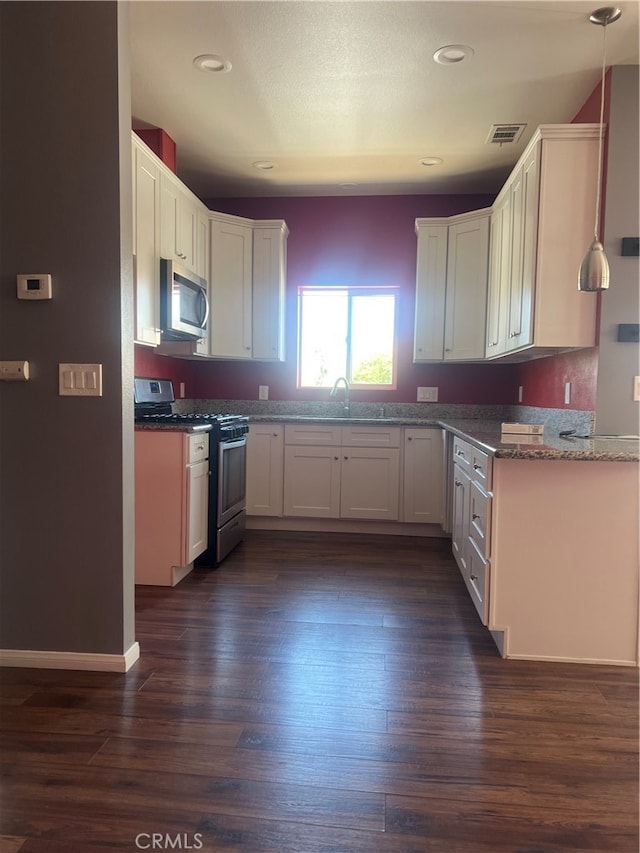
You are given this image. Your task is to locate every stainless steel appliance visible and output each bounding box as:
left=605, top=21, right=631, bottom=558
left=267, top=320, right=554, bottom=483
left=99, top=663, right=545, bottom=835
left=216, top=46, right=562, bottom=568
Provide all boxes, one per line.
left=134, top=377, right=249, bottom=566
left=160, top=259, right=209, bottom=340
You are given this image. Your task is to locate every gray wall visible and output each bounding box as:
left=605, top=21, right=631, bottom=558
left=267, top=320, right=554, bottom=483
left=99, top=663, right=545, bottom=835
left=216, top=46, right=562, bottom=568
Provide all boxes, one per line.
left=0, top=2, right=135, bottom=656
left=595, top=65, right=640, bottom=435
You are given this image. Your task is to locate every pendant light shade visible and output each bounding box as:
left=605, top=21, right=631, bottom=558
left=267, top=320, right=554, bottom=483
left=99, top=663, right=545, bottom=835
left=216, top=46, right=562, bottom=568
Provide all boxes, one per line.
left=578, top=239, right=610, bottom=291
left=578, top=6, right=621, bottom=292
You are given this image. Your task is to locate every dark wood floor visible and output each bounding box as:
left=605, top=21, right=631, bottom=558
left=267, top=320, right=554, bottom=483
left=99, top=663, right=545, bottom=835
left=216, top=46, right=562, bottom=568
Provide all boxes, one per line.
left=1, top=531, right=638, bottom=852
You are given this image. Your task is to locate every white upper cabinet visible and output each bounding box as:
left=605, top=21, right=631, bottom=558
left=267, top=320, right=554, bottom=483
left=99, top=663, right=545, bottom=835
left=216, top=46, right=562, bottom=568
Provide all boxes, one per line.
left=414, top=210, right=490, bottom=362
left=208, top=213, right=288, bottom=362
left=413, top=224, right=448, bottom=361
left=209, top=213, right=254, bottom=359
left=132, top=136, right=162, bottom=347
left=485, top=124, right=599, bottom=360
left=252, top=221, right=289, bottom=362
left=443, top=212, right=490, bottom=361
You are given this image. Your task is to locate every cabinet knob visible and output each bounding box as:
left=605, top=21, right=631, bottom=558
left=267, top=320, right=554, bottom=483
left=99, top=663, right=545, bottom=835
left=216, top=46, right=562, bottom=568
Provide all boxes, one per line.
left=472, top=513, right=480, bottom=520
left=334, top=456, right=339, bottom=460
left=445, top=347, right=452, bottom=352
left=407, top=436, right=413, bottom=441
left=473, top=463, right=482, bottom=471
left=470, top=573, right=479, bottom=581
left=272, top=433, right=278, bottom=437
left=509, top=331, right=519, bottom=338
left=455, top=480, right=462, bottom=487
left=344, top=456, right=348, bottom=460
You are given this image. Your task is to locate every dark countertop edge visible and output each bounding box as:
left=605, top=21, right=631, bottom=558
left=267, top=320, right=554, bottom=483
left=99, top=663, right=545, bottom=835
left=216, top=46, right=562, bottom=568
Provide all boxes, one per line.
left=247, top=415, right=640, bottom=462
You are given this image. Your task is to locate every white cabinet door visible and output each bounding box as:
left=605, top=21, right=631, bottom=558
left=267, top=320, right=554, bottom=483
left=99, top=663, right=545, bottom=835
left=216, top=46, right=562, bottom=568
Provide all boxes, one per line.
left=132, top=140, right=161, bottom=346
left=512, top=146, right=539, bottom=349
left=246, top=424, right=284, bottom=516
left=252, top=223, right=288, bottom=362
left=485, top=194, right=511, bottom=356
left=402, top=428, right=444, bottom=523
left=413, top=223, right=448, bottom=361
left=443, top=213, right=489, bottom=361
left=160, top=172, right=197, bottom=272
left=451, top=463, right=470, bottom=576
left=283, top=446, right=341, bottom=517
left=340, top=448, right=400, bottom=520
left=209, top=216, right=253, bottom=359
left=185, top=458, right=209, bottom=564
left=195, top=207, right=209, bottom=282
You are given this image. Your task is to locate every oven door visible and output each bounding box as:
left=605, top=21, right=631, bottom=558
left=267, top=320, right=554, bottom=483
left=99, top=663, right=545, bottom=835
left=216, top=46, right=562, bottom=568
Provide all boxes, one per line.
left=217, top=435, right=247, bottom=527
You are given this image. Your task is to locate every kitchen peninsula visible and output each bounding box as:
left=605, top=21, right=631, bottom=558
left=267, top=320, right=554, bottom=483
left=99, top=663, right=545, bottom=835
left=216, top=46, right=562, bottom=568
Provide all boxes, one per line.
left=227, top=404, right=638, bottom=668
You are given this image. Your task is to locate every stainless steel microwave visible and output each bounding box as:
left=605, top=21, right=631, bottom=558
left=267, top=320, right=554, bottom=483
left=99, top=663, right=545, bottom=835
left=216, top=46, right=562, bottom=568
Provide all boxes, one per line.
left=160, top=259, right=209, bottom=340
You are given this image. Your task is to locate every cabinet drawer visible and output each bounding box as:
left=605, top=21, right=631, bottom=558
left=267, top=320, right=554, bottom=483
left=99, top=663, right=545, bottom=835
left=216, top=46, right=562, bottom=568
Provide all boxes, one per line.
left=469, top=479, right=492, bottom=558
left=452, top=436, right=472, bottom=472
left=471, top=447, right=492, bottom=489
left=187, top=432, right=209, bottom=463
left=284, top=424, right=343, bottom=446
left=341, top=425, right=401, bottom=448
left=467, top=536, right=490, bottom=625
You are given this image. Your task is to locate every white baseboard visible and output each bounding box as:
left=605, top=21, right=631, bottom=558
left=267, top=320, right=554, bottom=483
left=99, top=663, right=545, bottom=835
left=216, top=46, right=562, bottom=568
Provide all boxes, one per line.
left=0, top=642, right=140, bottom=673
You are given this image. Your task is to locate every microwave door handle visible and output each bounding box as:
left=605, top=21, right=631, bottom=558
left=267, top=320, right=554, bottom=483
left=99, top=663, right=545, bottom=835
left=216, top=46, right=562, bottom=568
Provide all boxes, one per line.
left=197, top=288, right=209, bottom=329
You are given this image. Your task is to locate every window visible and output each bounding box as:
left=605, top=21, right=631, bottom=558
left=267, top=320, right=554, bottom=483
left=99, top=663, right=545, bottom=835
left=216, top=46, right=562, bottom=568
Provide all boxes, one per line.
left=297, top=286, right=398, bottom=389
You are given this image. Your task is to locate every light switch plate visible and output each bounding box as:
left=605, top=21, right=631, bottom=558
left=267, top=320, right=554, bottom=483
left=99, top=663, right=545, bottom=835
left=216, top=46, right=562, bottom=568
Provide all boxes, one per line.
left=59, top=363, right=103, bottom=396
left=633, top=376, right=640, bottom=402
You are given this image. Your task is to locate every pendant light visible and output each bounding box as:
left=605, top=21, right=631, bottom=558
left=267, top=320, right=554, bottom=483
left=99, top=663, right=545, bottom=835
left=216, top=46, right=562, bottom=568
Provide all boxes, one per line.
left=578, top=6, right=622, bottom=292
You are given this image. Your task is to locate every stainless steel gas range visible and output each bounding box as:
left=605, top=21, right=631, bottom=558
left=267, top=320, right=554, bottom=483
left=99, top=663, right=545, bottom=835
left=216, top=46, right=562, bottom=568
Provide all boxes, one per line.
left=134, top=377, right=249, bottom=566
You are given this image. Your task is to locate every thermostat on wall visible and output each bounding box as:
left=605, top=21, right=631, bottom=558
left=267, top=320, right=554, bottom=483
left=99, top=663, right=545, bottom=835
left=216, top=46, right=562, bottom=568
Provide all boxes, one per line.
left=17, top=274, right=52, bottom=300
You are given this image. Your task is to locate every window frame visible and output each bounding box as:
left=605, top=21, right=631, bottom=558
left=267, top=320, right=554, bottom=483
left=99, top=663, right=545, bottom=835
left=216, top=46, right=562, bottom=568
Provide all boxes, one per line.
left=296, top=285, right=399, bottom=391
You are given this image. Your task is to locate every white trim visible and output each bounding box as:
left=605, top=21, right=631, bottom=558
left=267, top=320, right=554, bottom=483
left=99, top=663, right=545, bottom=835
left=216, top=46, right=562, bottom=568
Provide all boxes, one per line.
left=0, top=642, right=140, bottom=673
left=504, top=651, right=638, bottom=667
left=247, top=516, right=448, bottom=538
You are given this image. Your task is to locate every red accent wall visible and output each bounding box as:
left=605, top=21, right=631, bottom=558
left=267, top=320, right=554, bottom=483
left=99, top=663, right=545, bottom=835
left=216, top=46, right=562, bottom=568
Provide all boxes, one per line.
left=514, top=71, right=611, bottom=410
left=168, top=194, right=517, bottom=403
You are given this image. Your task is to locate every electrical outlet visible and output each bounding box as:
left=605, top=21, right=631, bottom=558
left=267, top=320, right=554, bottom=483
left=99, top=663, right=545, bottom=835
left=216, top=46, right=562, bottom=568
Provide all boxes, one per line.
left=417, top=386, right=438, bottom=402
left=518, top=385, right=523, bottom=403
left=564, top=382, right=571, bottom=405
left=259, top=385, right=269, bottom=401
left=633, top=376, right=640, bottom=402
left=179, top=382, right=186, bottom=399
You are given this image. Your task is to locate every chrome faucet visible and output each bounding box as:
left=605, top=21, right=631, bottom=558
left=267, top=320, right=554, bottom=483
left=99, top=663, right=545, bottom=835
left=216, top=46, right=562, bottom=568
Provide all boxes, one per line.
left=330, top=376, right=350, bottom=416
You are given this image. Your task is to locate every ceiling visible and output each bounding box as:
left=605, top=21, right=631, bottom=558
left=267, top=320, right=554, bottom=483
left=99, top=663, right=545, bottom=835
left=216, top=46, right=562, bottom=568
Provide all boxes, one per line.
left=129, top=1, right=640, bottom=199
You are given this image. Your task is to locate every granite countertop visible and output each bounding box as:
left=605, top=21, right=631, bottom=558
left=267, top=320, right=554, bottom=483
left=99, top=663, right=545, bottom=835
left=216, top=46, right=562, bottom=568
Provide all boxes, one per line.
left=248, top=415, right=639, bottom=462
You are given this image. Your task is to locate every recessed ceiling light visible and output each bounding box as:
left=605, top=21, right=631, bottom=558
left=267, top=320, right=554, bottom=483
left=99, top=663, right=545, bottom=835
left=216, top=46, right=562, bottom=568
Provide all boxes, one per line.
left=252, top=161, right=275, bottom=171
left=193, top=54, right=232, bottom=73
left=419, top=157, right=444, bottom=167
left=433, top=44, right=474, bottom=65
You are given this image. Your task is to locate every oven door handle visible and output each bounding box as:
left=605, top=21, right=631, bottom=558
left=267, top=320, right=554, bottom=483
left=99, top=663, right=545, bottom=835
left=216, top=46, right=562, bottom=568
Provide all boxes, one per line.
left=220, top=435, right=247, bottom=449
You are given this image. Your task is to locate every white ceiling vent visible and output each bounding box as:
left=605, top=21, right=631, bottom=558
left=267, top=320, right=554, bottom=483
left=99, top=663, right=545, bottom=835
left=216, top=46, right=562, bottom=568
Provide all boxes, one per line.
left=486, top=124, right=527, bottom=145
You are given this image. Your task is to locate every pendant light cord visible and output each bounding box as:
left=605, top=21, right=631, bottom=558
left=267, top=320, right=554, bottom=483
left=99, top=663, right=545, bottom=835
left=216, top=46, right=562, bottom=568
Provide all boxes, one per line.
left=594, top=22, right=607, bottom=241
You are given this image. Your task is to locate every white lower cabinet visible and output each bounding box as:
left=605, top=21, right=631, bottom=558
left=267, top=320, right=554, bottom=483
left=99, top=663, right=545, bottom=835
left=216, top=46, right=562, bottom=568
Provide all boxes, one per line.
left=282, top=424, right=401, bottom=520
left=451, top=436, right=492, bottom=624
left=448, top=432, right=638, bottom=665
left=402, top=428, right=444, bottom=523
left=283, top=445, right=342, bottom=517
left=135, top=430, right=209, bottom=586
left=246, top=424, right=284, bottom=516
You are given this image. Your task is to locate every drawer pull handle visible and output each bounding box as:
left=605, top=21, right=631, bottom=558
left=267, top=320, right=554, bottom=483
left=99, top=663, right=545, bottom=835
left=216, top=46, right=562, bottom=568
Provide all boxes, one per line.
left=470, top=573, right=479, bottom=581
left=472, top=513, right=480, bottom=520
left=455, top=480, right=462, bottom=487
left=473, top=463, right=482, bottom=471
